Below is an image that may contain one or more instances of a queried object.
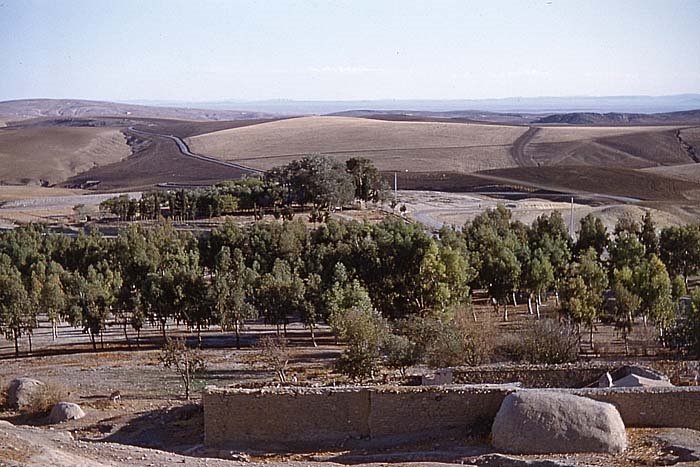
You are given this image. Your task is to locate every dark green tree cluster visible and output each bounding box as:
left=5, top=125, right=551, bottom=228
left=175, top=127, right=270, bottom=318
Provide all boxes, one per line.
left=1, top=207, right=698, bottom=360
left=101, top=156, right=389, bottom=222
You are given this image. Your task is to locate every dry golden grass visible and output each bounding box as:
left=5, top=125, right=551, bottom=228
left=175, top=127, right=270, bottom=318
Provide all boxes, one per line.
left=188, top=116, right=527, bottom=172
left=0, top=127, right=130, bottom=185
left=22, top=381, right=70, bottom=415
left=0, top=185, right=84, bottom=203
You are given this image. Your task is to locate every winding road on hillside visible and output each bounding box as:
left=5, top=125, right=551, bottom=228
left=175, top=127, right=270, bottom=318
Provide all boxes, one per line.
left=127, top=127, right=264, bottom=175
left=510, top=126, right=540, bottom=166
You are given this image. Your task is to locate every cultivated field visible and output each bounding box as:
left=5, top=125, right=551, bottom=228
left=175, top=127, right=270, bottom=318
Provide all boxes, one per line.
left=187, top=116, right=527, bottom=172
left=523, top=126, right=694, bottom=168
left=0, top=126, right=130, bottom=185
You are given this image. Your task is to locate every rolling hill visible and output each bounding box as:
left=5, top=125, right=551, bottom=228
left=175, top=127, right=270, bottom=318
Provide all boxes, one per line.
left=187, top=116, right=528, bottom=173
left=0, top=99, right=271, bottom=125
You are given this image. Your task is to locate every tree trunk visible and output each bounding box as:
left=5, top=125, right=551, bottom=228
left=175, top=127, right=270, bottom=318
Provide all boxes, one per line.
left=235, top=322, right=241, bottom=350
left=100, top=331, right=105, bottom=350
left=197, top=324, right=202, bottom=348
left=310, top=324, right=317, bottom=347
left=503, top=302, right=508, bottom=322
left=590, top=325, right=595, bottom=350
left=136, top=328, right=141, bottom=349
left=535, top=298, right=541, bottom=320
left=90, top=330, right=97, bottom=352
left=123, top=320, right=130, bottom=349
left=13, top=331, right=19, bottom=357
left=52, top=319, right=57, bottom=340
left=527, top=295, right=533, bottom=315
left=28, top=334, right=32, bottom=354
left=161, top=319, right=167, bottom=343
left=512, top=292, right=518, bottom=307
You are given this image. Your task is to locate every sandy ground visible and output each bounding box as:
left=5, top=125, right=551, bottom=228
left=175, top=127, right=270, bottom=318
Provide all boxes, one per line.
left=0, top=189, right=141, bottom=227
left=0, top=313, right=696, bottom=467
left=397, top=190, right=686, bottom=234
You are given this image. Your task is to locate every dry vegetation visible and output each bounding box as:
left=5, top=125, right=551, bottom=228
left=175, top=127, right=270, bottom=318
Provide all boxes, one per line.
left=187, top=116, right=527, bottom=172
left=0, top=126, right=130, bottom=185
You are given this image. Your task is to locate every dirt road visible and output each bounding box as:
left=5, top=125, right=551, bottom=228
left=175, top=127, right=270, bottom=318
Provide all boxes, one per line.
left=510, top=126, right=540, bottom=166
left=127, top=128, right=263, bottom=175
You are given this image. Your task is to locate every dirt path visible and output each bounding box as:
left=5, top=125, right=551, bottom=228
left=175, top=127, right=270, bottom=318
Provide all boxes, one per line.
left=127, top=127, right=263, bottom=175
left=510, top=126, right=540, bottom=167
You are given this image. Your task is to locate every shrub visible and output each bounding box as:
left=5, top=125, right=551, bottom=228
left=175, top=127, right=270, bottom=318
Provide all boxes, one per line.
left=381, top=333, right=421, bottom=377
left=0, top=382, right=7, bottom=409
left=23, top=381, right=69, bottom=416
left=400, top=309, right=492, bottom=368
left=159, top=337, right=206, bottom=400
left=335, top=307, right=388, bottom=381
left=500, top=319, right=579, bottom=364
left=257, top=334, right=291, bottom=383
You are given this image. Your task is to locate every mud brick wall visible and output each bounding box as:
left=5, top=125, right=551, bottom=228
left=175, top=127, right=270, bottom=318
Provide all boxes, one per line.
left=203, top=387, right=371, bottom=450
left=203, top=385, right=700, bottom=451
left=575, top=387, right=700, bottom=430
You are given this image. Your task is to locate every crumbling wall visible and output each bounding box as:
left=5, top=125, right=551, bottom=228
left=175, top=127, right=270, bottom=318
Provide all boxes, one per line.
left=203, top=385, right=700, bottom=450
left=575, top=387, right=700, bottom=430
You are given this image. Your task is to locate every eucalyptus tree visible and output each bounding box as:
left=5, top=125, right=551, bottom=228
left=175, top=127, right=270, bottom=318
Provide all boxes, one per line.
left=211, top=247, right=258, bottom=349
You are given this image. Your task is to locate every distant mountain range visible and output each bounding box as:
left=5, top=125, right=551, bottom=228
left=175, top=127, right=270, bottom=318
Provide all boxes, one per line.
left=129, top=93, right=700, bottom=115
left=2, top=95, right=700, bottom=125
left=0, top=98, right=272, bottom=122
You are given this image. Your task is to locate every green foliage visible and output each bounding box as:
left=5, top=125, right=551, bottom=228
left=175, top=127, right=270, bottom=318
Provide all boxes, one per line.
left=575, top=214, right=609, bottom=258
left=335, top=307, right=388, bottom=381
left=211, top=247, right=258, bottom=348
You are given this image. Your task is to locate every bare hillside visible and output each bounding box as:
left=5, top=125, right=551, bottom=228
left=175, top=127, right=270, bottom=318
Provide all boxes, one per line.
left=523, top=126, right=694, bottom=168
left=187, top=116, right=527, bottom=172
left=0, top=99, right=271, bottom=123
left=0, top=126, right=131, bottom=185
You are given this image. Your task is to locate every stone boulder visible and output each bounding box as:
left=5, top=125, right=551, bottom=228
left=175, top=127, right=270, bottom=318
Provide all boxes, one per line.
left=48, top=402, right=85, bottom=424
left=6, top=378, right=45, bottom=410
left=491, top=391, right=627, bottom=454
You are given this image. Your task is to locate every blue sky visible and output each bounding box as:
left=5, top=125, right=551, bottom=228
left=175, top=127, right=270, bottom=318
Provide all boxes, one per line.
left=1, top=0, right=699, bottom=101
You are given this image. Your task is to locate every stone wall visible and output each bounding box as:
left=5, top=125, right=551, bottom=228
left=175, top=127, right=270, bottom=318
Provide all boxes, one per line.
left=452, top=361, right=700, bottom=387
left=203, top=385, right=700, bottom=451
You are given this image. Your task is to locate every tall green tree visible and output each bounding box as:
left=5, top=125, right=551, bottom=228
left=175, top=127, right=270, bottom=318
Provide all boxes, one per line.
left=211, top=247, right=258, bottom=349
left=0, top=263, right=30, bottom=356
left=575, top=214, right=609, bottom=258
left=560, top=248, right=608, bottom=347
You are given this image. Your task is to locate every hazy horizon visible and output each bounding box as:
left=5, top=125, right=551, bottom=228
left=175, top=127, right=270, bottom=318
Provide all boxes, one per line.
left=2, top=0, right=699, bottom=102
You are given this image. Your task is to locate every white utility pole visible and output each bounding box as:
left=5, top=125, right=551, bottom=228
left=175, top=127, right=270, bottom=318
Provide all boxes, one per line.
left=570, top=196, right=574, bottom=238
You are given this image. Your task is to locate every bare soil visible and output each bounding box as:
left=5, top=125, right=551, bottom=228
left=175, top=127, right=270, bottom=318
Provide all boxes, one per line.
left=0, top=301, right=695, bottom=466
left=0, top=126, right=130, bottom=185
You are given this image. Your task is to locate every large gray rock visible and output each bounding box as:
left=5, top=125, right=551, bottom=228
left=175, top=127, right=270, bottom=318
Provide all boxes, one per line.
left=491, top=391, right=627, bottom=454
left=48, top=402, right=85, bottom=424
left=6, top=378, right=45, bottom=410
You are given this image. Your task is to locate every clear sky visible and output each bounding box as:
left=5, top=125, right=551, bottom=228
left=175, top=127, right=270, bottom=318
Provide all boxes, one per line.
left=1, top=0, right=699, bottom=102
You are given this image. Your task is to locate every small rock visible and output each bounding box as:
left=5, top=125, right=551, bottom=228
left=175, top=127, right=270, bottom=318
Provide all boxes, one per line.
left=48, top=402, right=85, bottom=424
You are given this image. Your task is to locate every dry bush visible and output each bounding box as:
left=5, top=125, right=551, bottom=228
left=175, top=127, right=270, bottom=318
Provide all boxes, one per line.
left=23, top=381, right=69, bottom=416
left=498, top=319, right=579, bottom=364
left=0, top=382, right=8, bottom=409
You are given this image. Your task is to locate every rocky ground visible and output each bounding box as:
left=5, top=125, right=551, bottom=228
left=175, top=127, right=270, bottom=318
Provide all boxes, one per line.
left=0, top=312, right=698, bottom=466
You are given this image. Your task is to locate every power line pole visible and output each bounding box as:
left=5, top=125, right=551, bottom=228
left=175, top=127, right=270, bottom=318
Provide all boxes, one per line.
left=570, top=196, right=574, bottom=238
